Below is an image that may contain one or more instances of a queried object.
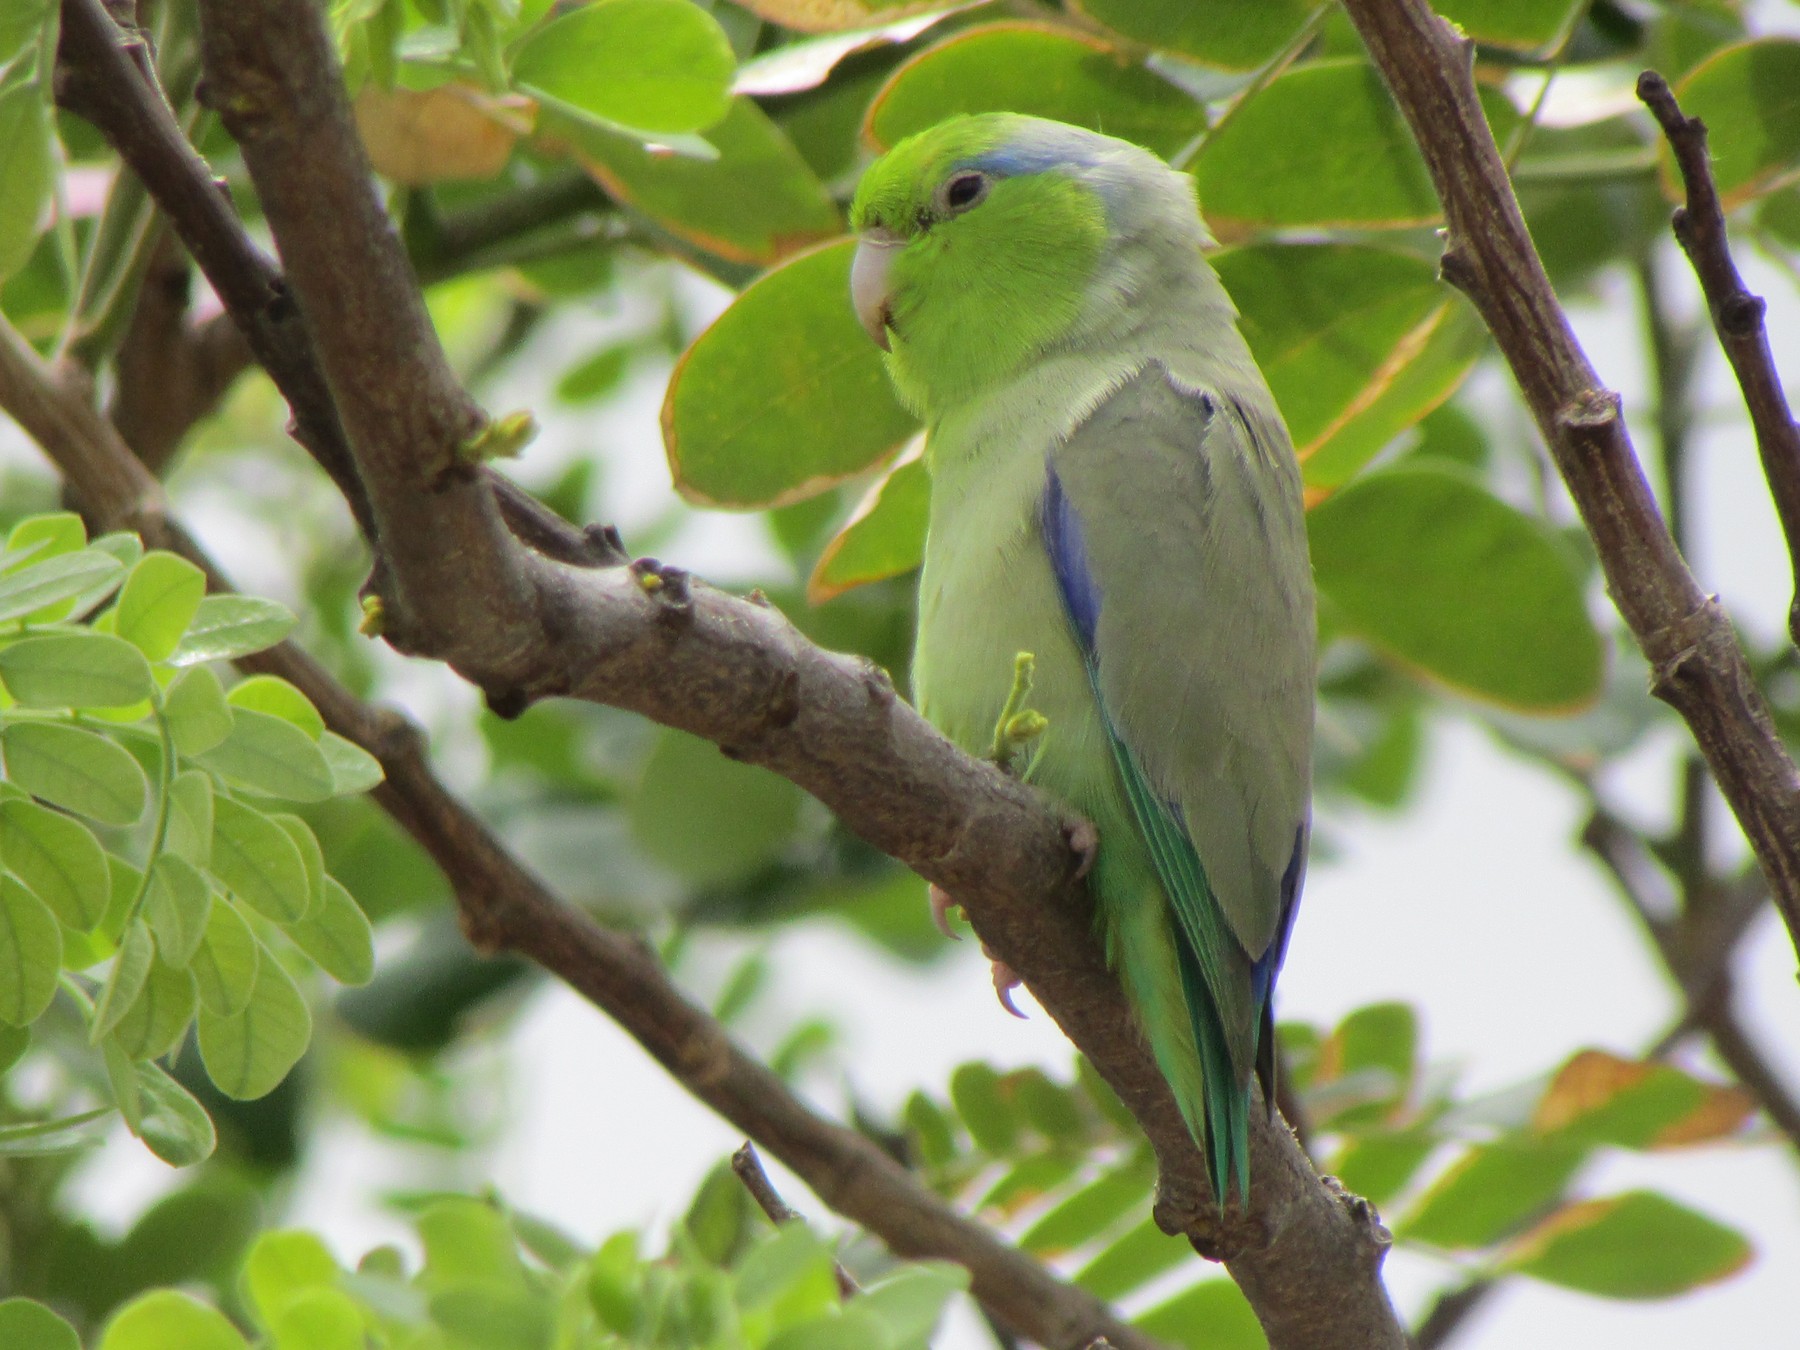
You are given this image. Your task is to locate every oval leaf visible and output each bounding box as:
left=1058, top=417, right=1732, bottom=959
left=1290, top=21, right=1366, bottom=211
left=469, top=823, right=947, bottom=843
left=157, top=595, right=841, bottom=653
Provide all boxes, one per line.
left=146, top=853, right=213, bottom=966
left=1668, top=39, right=1800, bottom=207
left=1398, top=1139, right=1587, bottom=1250
left=663, top=238, right=916, bottom=508
left=1503, top=1190, right=1752, bottom=1298
left=163, top=666, right=234, bottom=757
left=513, top=0, right=735, bottom=139
left=1306, top=464, right=1604, bottom=710
left=191, top=900, right=260, bottom=1018
left=563, top=98, right=840, bottom=265
left=0, top=553, right=124, bottom=626
left=134, top=1060, right=216, bottom=1166
left=0, top=876, right=60, bottom=1026
left=283, top=876, right=375, bottom=986
left=0, top=631, right=155, bottom=709
left=194, top=709, right=337, bottom=803
left=1072, top=0, right=1317, bottom=70
left=100, top=1290, right=249, bottom=1350
left=114, top=552, right=207, bottom=662
left=226, top=675, right=325, bottom=739
left=91, top=919, right=155, bottom=1041
left=0, top=1298, right=79, bottom=1350
left=808, top=443, right=928, bottom=601
left=108, top=956, right=198, bottom=1061
left=731, top=0, right=947, bottom=33
left=209, top=796, right=311, bottom=923
left=1, top=722, right=150, bottom=825
left=0, top=797, right=110, bottom=930
left=167, top=595, right=296, bottom=666
left=196, top=955, right=311, bottom=1100
left=319, top=732, right=384, bottom=796
left=865, top=23, right=1206, bottom=158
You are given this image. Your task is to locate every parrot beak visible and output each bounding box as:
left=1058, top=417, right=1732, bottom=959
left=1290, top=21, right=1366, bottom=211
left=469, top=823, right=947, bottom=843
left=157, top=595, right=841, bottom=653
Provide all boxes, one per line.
left=851, top=229, right=904, bottom=351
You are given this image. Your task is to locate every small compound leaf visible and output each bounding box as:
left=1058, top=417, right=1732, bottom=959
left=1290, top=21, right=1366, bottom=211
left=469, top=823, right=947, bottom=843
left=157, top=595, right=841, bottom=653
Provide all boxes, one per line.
left=0, top=1297, right=79, bottom=1350
left=145, top=853, right=213, bottom=966
left=163, top=666, right=234, bottom=757
left=165, top=769, right=216, bottom=867
left=194, top=709, right=337, bottom=803
left=283, top=877, right=375, bottom=986
left=0, top=797, right=110, bottom=929
left=167, top=595, right=297, bottom=666
left=196, top=955, right=311, bottom=1100
left=1, top=721, right=150, bottom=825
left=99, top=1290, right=249, bottom=1350
left=226, top=675, right=326, bottom=739
left=319, top=732, right=384, bottom=796
left=91, top=918, right=155, bottom=1041
left=0, top=631, right=156, bottom=709
left=0, top=552, right=123, bottom=625
left=134, top=1060, right=217, bottom=1166
left=191, top=900, right=260, bottom=1018
left=0, top=876, right=61, bottom=1026
left=108, top=955, right=198, bottom=1061
left=210, top=795, right=310, bottom=922
left=114, top=553, right=207, bottom=662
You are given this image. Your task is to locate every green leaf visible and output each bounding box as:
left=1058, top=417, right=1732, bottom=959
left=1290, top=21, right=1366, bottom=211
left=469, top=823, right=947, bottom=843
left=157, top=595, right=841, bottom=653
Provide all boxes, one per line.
left=429, top=1289, right=552, bottom=1350
left=564, top=98, right=840, bottom=265
left=1307, top=464, right=1604, bottom=711
left=164, top=666, right=234, bottom=757
left=244, top=1229, right=340, bottom=1327
left=146, top=853, right=213, bottom=965
left=1072, top=0, right=1317, bottom=69
left=808, top=446, right=928, bottom=601
left=0, top=1105, right=111, bottom=1156
left=99, top=1290, right=249, bottom=1350
left=1436, top=0, right=1585, bottom=52
left=134, top=1060, right=216, bottom=1166
left=108, top=954, right=198, bottom=1060
left=0, top=796, right=110, bottom=929
left=165, top=768, right=216, bottom=866
left=0, top=81, right=53, bottom=284
left=855, top=1262, right=967, bottom=1345
left=92, top=918, right=155, bottom=1041
left=227, top=675, right=325, bottom=739
left=319, top=732, right=384, bottom=796
left=513, top=0, right=735, bottom=139
left=269, top=813, right=326, bottom=918
left=1217, top=243, right=1482, bottom=488
left=1669, top=39, right=1800, bottom=207
left=418, top=1197, right=528, bottom=1291
left=1021, top=1153, right=1153, bottom=1255
left=865, top=23, right=1206, bottom=159
left=1326, top=1129, right=1437, bottom=1208
left=664, top=238, right=916, bottom=509
left=949, top=1062, right=1020, bottom=1156
left=1132, top=1278, right=1263, bottom=1350
left=114, top=553, right=207, bottom=662
left=1074, top=1218, right=1192, bottom=1301
left=0, top=875, right=60, bottom=1025
left=0, top=1297, right=79, bottom=1350
left=1504, top=1191, right=1752, bottom=1298
left=210, top=795, right=311, bottom=922
left=196, top=954, right=311, bottom=1100
left=272, top=1289, right=364, bottom=1350
left=629, top=728, right=804, bottom=885
left=167, top=595, right=296, bottom=666
left=0, top=631, right=155, bottom=709
left=0, top=1022, right=27, bottom=1072
left=733, top=1224, right=839, bottom=1324
left=191, top=899, right=260, bottom=1017
left=1400, top=1139, right=1586, bottom=1249
left=284, top=876, right=374, bottom=985
left=1533, top=1049, right=1754, bottom=1150
left=0, top=550, right=125, bottom=624
left=195, top=709, right=337, bottom=803
left=1195, top=61, right=1510, bottom=231
left=1, top=721, right=150, bottom=825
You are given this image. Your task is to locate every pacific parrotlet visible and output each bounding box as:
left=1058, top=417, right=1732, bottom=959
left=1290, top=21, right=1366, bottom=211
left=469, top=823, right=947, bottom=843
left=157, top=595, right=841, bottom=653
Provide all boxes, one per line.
left=848, top=114, right=1316, bottom=1203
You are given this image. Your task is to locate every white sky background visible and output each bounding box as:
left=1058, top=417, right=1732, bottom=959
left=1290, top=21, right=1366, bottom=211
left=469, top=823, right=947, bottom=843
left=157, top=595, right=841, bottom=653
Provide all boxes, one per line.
left=52, top=68, right=1800, bottom=1350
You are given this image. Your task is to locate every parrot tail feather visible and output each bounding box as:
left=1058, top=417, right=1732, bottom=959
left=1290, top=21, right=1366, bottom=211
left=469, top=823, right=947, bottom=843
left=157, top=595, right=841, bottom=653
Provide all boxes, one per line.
left=1175, top=936, right=1252, bottom=1209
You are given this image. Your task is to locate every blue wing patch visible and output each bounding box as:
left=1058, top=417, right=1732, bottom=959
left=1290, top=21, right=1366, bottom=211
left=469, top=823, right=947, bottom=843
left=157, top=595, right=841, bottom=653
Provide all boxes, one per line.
left=1040, top=464, right=1102, bottom=653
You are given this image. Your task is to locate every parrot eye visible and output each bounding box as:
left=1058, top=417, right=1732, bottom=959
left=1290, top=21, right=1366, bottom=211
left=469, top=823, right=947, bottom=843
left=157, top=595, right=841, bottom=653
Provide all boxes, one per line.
left=938, top=171, right=990, bottom=215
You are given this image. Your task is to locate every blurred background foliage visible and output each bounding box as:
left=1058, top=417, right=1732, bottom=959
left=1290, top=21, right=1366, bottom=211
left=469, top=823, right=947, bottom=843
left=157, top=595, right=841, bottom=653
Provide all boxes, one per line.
left=2, top=0, right=1799, bottom=1346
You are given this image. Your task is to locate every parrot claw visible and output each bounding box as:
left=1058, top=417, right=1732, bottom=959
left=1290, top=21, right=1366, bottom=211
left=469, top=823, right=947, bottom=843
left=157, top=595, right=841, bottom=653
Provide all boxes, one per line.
left=928, top=884, right=962, bottom=939
left=980, top=941, right=1028, bottom=1019
left=1065, top=819, right=1099, bottom=880
left=990, top=957, right=1028, bottom=1019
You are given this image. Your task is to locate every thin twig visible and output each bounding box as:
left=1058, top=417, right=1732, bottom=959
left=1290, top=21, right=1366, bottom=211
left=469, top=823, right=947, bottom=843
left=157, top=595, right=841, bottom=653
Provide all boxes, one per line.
left=1337, top=0, right=1800, bottom=967
left=731, top=1142, right=860, bottom=1297
left=1637, top=70, right=1800, bottom=648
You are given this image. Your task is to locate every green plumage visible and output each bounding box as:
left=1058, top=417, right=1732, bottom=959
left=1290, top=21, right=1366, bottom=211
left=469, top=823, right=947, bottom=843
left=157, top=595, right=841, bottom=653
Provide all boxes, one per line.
left=850, top=116, right=1315, bottom=1202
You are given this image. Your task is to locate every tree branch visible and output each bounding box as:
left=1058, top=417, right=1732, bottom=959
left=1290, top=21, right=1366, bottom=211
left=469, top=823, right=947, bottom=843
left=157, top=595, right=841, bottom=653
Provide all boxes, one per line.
left=732, top=1142, right=861, bottom=1297
left=1636, top=71, right=1800, bottom=648
left=51, top=0, right=1410, bottom=1343
left=1336, top=0, right=1800, bottom=967
left=0, top=313, right=1161, bottom=1350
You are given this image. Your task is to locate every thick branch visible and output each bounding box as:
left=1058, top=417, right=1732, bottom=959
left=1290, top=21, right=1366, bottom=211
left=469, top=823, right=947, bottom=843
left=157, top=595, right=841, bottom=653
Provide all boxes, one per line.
left=0, top=317, right=1157, bottom=1350
left=1337, top=0, right=1800, bottom=965
left=55, top=0, right=1409, bottom=1343
left=1636, top=71, right=1800, bottom=648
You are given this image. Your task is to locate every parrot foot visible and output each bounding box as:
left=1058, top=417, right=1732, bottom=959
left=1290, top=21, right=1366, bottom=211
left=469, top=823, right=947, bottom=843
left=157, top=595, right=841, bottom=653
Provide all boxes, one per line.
left=928, top=883, right=962, bottom=940
left=1064, top=818, right=1099, bottom=880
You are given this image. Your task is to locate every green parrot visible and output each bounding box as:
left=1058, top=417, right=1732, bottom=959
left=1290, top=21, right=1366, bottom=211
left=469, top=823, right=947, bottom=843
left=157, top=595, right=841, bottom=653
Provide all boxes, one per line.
left=848, top=115, right=1316, bottom=1203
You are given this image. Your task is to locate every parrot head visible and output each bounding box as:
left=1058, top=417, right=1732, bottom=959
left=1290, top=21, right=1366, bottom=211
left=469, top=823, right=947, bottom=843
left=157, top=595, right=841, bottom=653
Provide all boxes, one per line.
left=849, top=114, right=1206, bottom=419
